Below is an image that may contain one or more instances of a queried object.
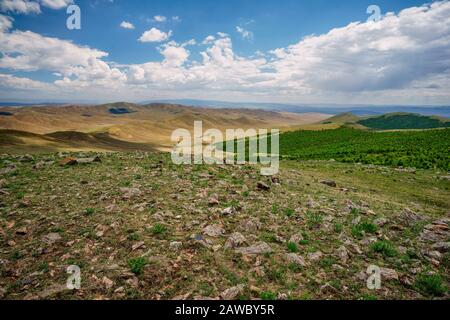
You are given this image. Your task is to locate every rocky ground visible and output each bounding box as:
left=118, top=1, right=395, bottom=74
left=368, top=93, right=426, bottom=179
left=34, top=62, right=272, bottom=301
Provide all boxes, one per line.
left=0, top=152, right=449, bottom=300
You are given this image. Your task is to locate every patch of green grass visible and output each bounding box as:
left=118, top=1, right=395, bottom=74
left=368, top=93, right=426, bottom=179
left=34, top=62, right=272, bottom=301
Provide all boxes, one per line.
left=320, top=257, right=336, bottom=269
left=198, top=282, right=214, bottom=297
left=371, top=240, right=397, bottom=257
left=334, top=223, right=343, bottom=233
left=415, top=274, right=446, bottom=296
left=128, top=257, right=147, bottom=275
left=260, top=232, right=277, bottom=243
left=305, top=211, right=322, bottom=229
left=284, top=208, right=295, bottom=217
left=287, top=242, right=298, bottom=253
left=151, top=224, right=167, bottom=235
left=85, top=208, right=95, bottom=216
left=260, top=291, right=277, bottom=300
left=352, top=220, right=377, bottom=239
left=127, top=233, right=140, bottom=241
left=271, top=204, right=279, bottom=214
left=267, top=266, right=287, bottom=284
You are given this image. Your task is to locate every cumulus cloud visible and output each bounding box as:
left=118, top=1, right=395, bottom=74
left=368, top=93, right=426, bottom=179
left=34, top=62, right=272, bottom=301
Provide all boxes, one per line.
left=0, top=0, right=72, bottom=14
left=1, top=1, right=450, bottom=104
left=138, top=27, right=172, bottom=42
left=40, top=0, right=72, bottom=9
left=0, top=0, right=41, bottom=14
left=202, top=35, right=215, bottom=44
left=120, top=21, right=134, bottom=29
left=0, top=13, right=12, bottom=31
left=0, top=73, right=50, bottom=89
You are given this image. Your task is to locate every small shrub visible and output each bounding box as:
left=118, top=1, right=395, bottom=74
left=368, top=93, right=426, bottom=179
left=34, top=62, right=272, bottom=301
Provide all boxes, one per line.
left=85, top=208, right=95, bottom=216
left=128, top=257, right=147, bottom=275
left=415, top=274, right=446, bottom=296
left=287, top=242, right=298, bottom=253
left=352, top=220, right=377, bottom=238
left=371, top=240, right=397, bottom=257
left=284, top=208, right=295, bottom=217
left=334, top=223, right=343, bottom=233
left=260, top=291, right=277, bottom=300
left=305, top=211, right=322, bottom=229
left=151, top=224, right=167, bottom=235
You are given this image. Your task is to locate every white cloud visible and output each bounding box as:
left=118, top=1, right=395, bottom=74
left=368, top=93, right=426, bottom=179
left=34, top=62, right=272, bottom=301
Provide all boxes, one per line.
left=153, top=15, right=166, bottom=22
left=202, top=35, right=215, bottom=44
left=236, top=26, right=253, bottom=41
left=1, top=1, right=450, bottom=105
left=40, top=0, right=72, bottom=10
left=0, top=13, right=12, bottom=31
left=0, top=0, right=41, bottom=14
left=120, top=21, right=134, bottom=29
left=138, top=27, right=172, bottom=43
left=160, top=44, right=189, bottom=67
left=0, top=73, right=50, bottom=89
left=0, top=0, right=72, bottom=14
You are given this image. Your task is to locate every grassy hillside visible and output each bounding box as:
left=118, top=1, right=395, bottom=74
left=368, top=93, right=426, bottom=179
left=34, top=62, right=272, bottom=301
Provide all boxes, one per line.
left=231, top=127, right=449, bottom=170
left=0, top=103, right=329, bottom=152
left=322, top=113, right=360, bottom=125
left=358, top=113, right=450, bottom=130
left=279, top=128, right=450, bottom=170
left=0, top=152, right=448, bottom=300
left=0, top=130, right=156, bottom=154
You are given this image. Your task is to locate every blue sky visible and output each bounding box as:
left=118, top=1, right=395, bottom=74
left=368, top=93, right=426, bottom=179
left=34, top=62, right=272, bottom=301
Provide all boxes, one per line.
left=0, top=0, right=449, bottom=105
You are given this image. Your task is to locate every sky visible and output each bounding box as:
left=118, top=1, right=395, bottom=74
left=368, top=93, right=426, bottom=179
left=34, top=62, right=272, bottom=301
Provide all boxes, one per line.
left=0, top=0, right=449, bottom=105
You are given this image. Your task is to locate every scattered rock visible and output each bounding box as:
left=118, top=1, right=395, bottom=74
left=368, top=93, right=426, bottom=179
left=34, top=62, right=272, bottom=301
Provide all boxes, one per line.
left=95, top=225, right=109, bottom=237
left=402, top=208, right=424, bottom=224
left=16, top=227, right=28, bottom=235
left=307, top=251, right=323, bottom=262
left=221, top=207, right=236, bottom=216
left=240, top=218, right=262, bottom=232
left=102, top=276, right=114, bottom=289
left=76, top=156, right=101, bottom=164
left=256, top=181, right=270, bottom=191
left=0, top=286, right=6, bottom=299
left=337, top=246, right=349, bottom=263
left=420, top=219, right=449, bottom=243
left=236, top=242, right=273, bottom=255
left=25, top=284, right=68, bottom=300
left=431, top=242, right=450, bottom=252
left=380, top=268, right=399, bottom=281
left=374, top=217, right=388, bottom=227
left=289, top=233, right=303, bottom=244
left=277, top=293, right=288, bottom=300
left=132, top=241, right=145, bottom=251
left=59, top=157, right=78, bottom=166
left=320, top=180, right=337, bottom=188
left=120, top=187, right=142, bottom=200
left=221, top=284, right=245, bottom=300
left=225, top=232, right=247, bottom=249
left=320, top=283, right=338, bottom=294
left=286, top=253, right=306, bottom=267
left=207, top=193, right=219, bottom=206
left=203, top=225, right=225, bottom=238
left=19, top=154, right=34, bottom=163
left=42, top=233, right=62, bottom=245
left=169, top=241, right=183, bottom=250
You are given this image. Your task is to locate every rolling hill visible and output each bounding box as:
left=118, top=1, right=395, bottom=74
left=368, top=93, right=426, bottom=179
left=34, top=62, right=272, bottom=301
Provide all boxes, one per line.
left=0, top=103, right=330, bottom=153
left=321, top=112, right=450, bottom=130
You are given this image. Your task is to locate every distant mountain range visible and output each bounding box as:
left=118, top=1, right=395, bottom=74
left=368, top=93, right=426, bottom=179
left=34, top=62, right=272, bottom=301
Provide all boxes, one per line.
left=1, top=99, right=449, bottom=118
left=144, top=99, right=450, bottom=118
